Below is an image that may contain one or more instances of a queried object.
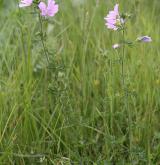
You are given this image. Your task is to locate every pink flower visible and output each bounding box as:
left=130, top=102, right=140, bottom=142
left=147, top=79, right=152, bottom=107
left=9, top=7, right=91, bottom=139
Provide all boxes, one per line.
left=104, top=4, right=123, bottom=30
left=38, top=0, right=59, bottom=17
left=19, top=0, right=33, bottom=8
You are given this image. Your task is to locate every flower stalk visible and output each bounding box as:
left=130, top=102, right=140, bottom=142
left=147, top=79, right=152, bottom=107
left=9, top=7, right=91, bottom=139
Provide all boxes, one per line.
left=104, top=3, right=152, bottom=162
left=38, top=13, right=50, bottom=63
left=121, top=26, right=133, bottom=161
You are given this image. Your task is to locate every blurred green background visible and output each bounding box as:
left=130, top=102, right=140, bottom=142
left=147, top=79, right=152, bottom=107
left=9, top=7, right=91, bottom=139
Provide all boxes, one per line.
left=0, top=0, right=160, bottom=164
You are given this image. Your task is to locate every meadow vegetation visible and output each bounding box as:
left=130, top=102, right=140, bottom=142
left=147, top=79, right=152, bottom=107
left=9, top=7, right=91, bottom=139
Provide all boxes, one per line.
left=0, top=0, right=160, bottom=164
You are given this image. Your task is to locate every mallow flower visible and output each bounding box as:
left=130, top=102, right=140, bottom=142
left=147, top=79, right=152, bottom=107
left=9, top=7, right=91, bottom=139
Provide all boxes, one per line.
left=19, top=0, right=33, bottom=8
left=104, top=4, right=123, bottom=31
left=136, top=36, right=152, bottom=42
left=38, top=0, right=59, bottom=17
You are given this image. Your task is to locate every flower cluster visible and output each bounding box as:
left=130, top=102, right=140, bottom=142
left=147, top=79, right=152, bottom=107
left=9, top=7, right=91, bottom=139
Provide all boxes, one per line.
left=104, top=4, right=152, bottom=49
left=19, top=0, right=59, bottom=17
left=104, top=4, right=124, bottom=31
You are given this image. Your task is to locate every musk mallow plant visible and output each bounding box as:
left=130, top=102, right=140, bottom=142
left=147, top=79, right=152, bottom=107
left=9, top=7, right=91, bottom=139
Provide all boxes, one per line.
left=19, top=0, right=59, bottom=63
left=104, top=3, right=152, bottom=160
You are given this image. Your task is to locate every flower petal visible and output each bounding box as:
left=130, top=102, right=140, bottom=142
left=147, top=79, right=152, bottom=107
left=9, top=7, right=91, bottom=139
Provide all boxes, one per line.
left=136, top=36, right=152, bottom=42
left=47, top=0, right=59, bottom=17
left=19, top=0, right=33, bottom=7
left=38, top=2, right=47, bottom=16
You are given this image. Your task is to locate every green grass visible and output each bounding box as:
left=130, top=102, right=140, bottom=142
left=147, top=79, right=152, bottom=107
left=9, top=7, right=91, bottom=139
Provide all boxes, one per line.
left=0, top=0, right=160, bottom=164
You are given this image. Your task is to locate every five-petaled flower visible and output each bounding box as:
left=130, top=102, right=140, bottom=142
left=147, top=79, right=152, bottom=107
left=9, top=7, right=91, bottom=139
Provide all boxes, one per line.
left=104, top=4, right=123, bottom=31
left=38, top=0, right=59, bottom=17
left=136, top=36, right=152, bottom=43
left=19, top=0, right=33, bottom=8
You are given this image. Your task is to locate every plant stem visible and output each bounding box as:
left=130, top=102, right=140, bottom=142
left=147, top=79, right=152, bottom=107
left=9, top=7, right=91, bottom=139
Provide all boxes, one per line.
left=121, top=28, right=132, bottom=161
left=38, top=13, right=50, bottom=64
left=122, top=29, right=125, bottom=87
left=38, top=13, right=49, bottom=112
